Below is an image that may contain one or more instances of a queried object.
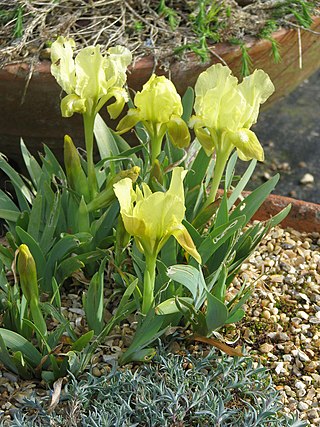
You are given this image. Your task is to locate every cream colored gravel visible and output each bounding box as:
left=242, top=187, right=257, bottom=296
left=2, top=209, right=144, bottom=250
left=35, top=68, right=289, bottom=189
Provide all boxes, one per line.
left=228, top=225, right=320, bottom=426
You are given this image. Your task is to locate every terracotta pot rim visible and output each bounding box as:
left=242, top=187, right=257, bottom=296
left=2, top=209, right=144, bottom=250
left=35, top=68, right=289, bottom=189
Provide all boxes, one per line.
left=251, top=193, right=320, bottom=234
left=2, top=15, right=319, bottom=77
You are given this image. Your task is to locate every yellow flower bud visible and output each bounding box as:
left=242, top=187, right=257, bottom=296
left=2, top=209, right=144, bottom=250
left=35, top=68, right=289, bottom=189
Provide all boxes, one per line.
left=17, top=244, right=39, bottom=304
left=64, top=135, right=90, bottom=201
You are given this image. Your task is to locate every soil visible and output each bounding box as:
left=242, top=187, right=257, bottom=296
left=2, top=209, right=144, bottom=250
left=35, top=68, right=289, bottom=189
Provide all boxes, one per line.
left=1, top=0, right=319, bottom=68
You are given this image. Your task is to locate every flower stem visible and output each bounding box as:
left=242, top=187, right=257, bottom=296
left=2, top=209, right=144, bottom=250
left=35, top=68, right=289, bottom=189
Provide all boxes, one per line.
left=203, top=145, right=231, bottom=209
left=151, top=134, right=163, bottom=165
left=83, top=113, right=98, bottom=199
left=142, top=253, right=157, bottom=315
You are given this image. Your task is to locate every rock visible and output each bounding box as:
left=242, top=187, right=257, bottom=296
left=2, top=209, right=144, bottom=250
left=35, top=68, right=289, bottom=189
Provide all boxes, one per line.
left=92, top=367, right=102, bottom=377
left=268, top=332, right=289, bottom=343
left=262, top=310, right=271, bottom=320
left=307, top=409, right=319, bottom=420
left=300, top=173, right=314, bottom=185
left=298, top=401, right=309, bottom=411
left=259, top=343, right=273, bottom=353
left=296, top=311, right=309, bottom=320
left=295, top=380, right=306, bottom=390
left=298, top=161, right=307, bottom=168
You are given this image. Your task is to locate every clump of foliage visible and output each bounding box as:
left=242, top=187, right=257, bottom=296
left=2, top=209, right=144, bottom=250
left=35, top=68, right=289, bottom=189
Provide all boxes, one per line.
left=0, top=35, right=299, bottom=423
left=5, top=348, right=306, bottom=427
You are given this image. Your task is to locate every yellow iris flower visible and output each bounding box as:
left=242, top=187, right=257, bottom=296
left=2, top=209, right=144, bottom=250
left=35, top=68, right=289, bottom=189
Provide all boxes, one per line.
left=113, top=167, right=201, bottom=263
left=117, top=75, right=190, bottom=162
left=190, top=63, right=275, bottom=161
left=51, top=36, right=132, bottom=118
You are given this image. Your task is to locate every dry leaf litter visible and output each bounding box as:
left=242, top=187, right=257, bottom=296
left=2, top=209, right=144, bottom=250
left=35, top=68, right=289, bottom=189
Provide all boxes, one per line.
left=0, top=224, right=319, bottom=425
left=1, top=0, right=320, bottom=68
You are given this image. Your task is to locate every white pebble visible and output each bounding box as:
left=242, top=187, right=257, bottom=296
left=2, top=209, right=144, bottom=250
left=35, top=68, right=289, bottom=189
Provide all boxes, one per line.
left=295, top=380, right=306, bottom=390
left=298, top=401, right=309, bottom=411
left=297, top=311, right=309, bottom=320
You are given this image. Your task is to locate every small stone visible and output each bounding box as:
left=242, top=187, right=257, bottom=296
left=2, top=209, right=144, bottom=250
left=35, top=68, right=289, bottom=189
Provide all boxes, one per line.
left=263, top=172, right=271, bottom=180
left=275, top=362, right=284, bottom=374
left=311, top=374, right=320, bottom=384
left=259, top=343, right=274, bottom=353
left=307, top=409, right=319, bottom=420
left=297, top=349, right=310, bottom=362
left=283, top=354, right=292, bottom=362
left=298, top=161, right=307, bottom=168
left=305, top=361, right=318, bottom=372
left=262, top=310, right=271, bottom=320
left=268, top=332, right=289, bottom=343
left=297, top=311, right=309, bottom=320
left=300, top=173, right=314, bottom=185
left=270, top=274, right=284, bottom=283
left=298, top=401, right=309, bottom=411
left=309, top=316, right=320, bottom=324
left=295, top=380, right=306, bottom=390
left=297, top=389, right=306, bottom=398
left=92, top=367, right=102, bottom=377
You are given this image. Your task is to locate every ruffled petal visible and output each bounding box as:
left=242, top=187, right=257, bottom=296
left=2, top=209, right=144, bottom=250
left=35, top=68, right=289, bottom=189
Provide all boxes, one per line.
left=113, top=178, right=136, bottom=215
left=166, top=116, right=191, bottom=148
left=194, top=127, right=215, bottom=156
left=134, top=74, right=182, bottom=124
left=50, top=36, right=76, bottom=95
left=75, top=46, right=107, bottom=102
left=171, top=224, right=202, bottom=264
left=60, top=94, right=86, bottom=117
left=238, top=69, right=275, bottom=128
left=116, top=109, right=141, bottom=134
left=106, top=88, right=129, bottom=119
left=106, top=46, right=132, bottom=87
left=226, top=128, right=264, bottom=161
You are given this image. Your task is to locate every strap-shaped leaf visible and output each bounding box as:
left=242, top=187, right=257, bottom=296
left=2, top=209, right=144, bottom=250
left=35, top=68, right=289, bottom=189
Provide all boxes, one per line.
left=185, top=144, right=211, bottom=189
left=120, top=309, right=165, bottom=365
left=27, top=193, right=43, bottom=241
left=0, top=209, right=20, bottom=222
left=225, top=309, right=245, bottom=324
left=155, top=297, right=193, bottom=315
left=20, top=139, right=42, bottom=189
left=205, top=291, right=228, bottom=332
left=167, top=264, right=206, bottom=308
left=84, top=258, right=107, bottom=334
left=71, top=330, right=94, bottom=352
left=15, top=226, right=46, bottom=281
left=215, top=192, right=229, bottom=229
left=199, top=216, right=246, bottom=264
left=43, top=145, right=66, bottom=181
left=0, top=328, right=42, bottom=367
left=227, top=159, right=257, bottom=210
left=224, top=151, right=238, bottom=192
left=266, top=204, right=292, bottom=229
left=0, top=334, right=19, bottom=374
left=44, top=235, right=81, bottom=291
left=0, top=189, right=20, bottom=212
left=94, top=113, right=120, bottom=159
left=230, top=174, right=279, bottom=223
left=0, top=154, right=33, bottom=209
left=39, top=192, right=61, bottom=255
left=181, top=87, right=194, bottom=122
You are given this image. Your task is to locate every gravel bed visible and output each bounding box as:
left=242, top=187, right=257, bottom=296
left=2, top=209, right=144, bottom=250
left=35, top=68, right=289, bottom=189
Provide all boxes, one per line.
left=0, top=225, right=319, bottom=425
